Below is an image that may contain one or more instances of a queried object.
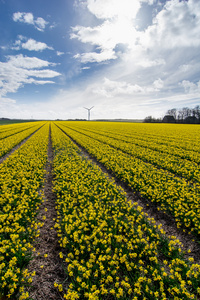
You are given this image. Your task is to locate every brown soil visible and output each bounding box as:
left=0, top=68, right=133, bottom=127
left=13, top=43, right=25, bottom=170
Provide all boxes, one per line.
left=57, top=125, right=200, bottom=265
left=25, top=124, right=66, bottom=300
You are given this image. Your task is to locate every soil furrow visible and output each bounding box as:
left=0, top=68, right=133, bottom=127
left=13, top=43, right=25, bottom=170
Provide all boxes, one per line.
left=56, top=124, right=200, bottom=265
left=26, top=124, right=65, bottom=300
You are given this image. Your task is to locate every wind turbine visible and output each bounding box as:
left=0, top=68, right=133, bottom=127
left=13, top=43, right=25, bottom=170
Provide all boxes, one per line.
left=84, top=106, right=94, bottom=121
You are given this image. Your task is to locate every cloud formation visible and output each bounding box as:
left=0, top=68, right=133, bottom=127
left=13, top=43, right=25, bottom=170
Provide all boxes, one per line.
left=86, top=0, right=141, bottom=19
left=69, top=0, right=200, bottom=112
left=12, top=36, right=54, bottom=51
left=22, top=39, right=53, bottom=51
left=180, top=80, right=200, bottom=94
left=13, top=12, right=48, bottom=31
left=140, top=0, right=200, bottom=49
left=74, top=49, right=117, bottom=63
left=91, top=77, right=164, bottom=98
left=56, top=51, right=65, bottom=56
left=71, top=0, right=140, bottom=64
left=1, top=0, right=199, bottom=120
left=72, top=0, right=200, bottom=65
left=0, top=54, right=60, bottom=98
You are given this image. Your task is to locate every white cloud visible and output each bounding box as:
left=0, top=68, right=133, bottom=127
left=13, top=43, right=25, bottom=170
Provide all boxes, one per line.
left=74, top=49, right=117, bottom=63
left=137, top=58, right=165, bottom=68
left=22, top=39, right=53, bottom=51
left=94, top=78, right=144, bottom=97
left=86, top=0, right=141, bottom=20
left=180, top=80, right=200, bottom=94
left=6, top=54, right=55, bottom=69
left=141, top=0, right=156, bottom=4
left=0, top=54, right=60, bottom=98
left=13, top=12, right=34, bottom=24
left=51, top=0, right=197, bottom=121
left=72, top=0, right=200, bottom=66
left=13, top=12, right=48, bottom=31
left=140, top=0, right=200, bottom=49
left=0, top=97, right=16, bottom=104
left=71, top=0, right=141, bottom=64
left=0, top=97, right=17, bottom=119
left=0, top=46, right=7, bottom=50
left=34, top=17, right=48, bottom=31
left=56, top=51, right=65, bottom=56
left=89, top=77, right=164, bottom=98
left=72, top=18, right=138, bottom=49
left=1, top=78, right=198, bottom=120
left=27, top=69, right=61, bottom=78
left=23, top=78, right=55, bottom=85
left=179, top=64, right=191, bottom=72
left=153, top=78, right=164, bottom=90
left=12, top=37, right=53, bottom=51
left=49, top=22, right=58, bottom=30
left=40, top=80, right=196, bottom=121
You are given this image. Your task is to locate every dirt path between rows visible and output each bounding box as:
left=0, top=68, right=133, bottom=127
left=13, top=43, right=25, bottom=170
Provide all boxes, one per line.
left=56, top=124, right=200, bottom=265
left=26, top=124, right=66, bottom=300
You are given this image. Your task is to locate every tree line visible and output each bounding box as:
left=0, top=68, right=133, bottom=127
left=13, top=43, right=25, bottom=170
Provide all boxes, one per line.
left=144, top=105, right=200, bottom=124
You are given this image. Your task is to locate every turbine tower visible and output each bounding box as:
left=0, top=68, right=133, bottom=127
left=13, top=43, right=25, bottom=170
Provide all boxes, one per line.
left=84, top=106, right=94, bottom=121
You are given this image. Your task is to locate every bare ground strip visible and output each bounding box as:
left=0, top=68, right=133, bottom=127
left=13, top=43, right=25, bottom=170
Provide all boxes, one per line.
left=26, top=125, right=66, bottom=300
left=55, top=123, right=200, bottom=265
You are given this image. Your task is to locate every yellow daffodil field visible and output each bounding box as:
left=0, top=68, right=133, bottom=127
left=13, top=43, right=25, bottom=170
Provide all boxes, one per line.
left=0, top=121, right=200, bottom=300
left=55, top=122, right=200, bottom=237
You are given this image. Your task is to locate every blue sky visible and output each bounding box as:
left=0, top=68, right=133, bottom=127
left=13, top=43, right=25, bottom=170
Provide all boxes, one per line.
left=0, top=0, right=200, bottom=120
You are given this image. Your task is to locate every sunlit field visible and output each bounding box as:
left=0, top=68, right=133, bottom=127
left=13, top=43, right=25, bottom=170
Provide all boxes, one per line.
left=0, top=121, right=200, bottom=300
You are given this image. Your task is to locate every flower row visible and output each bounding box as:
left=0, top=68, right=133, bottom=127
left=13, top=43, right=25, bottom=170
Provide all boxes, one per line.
left=0, top=122, right=36, bottom=140
left=60, top=122, right=200, bottom=182
left=65, top=122, right=200, bottom=160
left=51, top=123, right=200, bottom=300
left=68, top=122, right=200, bottom=155
left=0, top=122, right=45, bottom=159
left=0, top=122, right=49, bottom=299
left=55, top=122, right=200, bottom=237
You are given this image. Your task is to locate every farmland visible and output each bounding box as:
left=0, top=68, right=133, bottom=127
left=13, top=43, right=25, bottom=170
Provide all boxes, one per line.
left=0, top=121, right=200, bottom=300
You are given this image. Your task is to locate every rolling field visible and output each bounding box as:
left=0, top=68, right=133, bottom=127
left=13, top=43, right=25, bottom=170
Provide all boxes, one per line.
left=0, top=121, right=200, bottom=300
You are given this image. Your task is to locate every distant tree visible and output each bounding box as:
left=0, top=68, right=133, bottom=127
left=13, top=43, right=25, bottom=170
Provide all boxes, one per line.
left=167, top=108, right=177, bottom=120
left=184, top=116, right=198, bottom=124
left=146, top=105, right=200, bottom=124
left=166, top=105, right=200, bottom=124
left=182, top=107, right=191, bottom=119
left=144, top=116, right=153, bottom=123
left=177, top=109, right=184, bottom=123
left=144, top=116, right=162, bottom=123
left=194, top=105, right=200, bottom=123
